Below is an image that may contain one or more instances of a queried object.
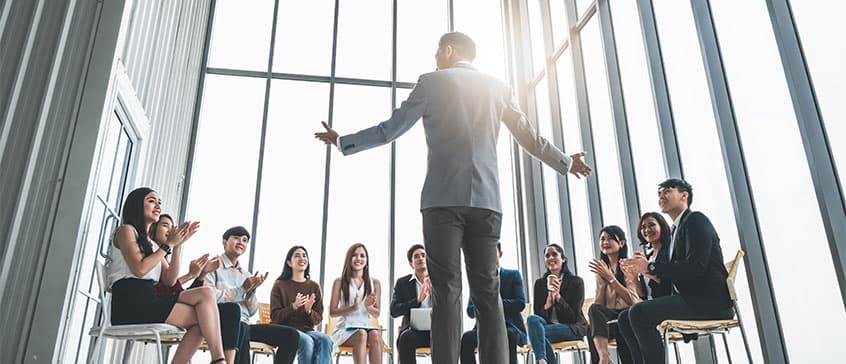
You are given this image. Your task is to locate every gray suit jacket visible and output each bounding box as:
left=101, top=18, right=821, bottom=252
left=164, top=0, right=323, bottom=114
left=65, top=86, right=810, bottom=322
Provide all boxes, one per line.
left=338, top=62, right=571, bottom=213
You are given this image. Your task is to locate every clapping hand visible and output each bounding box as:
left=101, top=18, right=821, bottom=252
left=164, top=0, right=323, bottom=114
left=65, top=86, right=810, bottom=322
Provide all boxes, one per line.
left=202, top=256, right=221, bottom=274
left=314, top=121, right=339, bottom=146
left=303, top=293, right=316, bottom=314
left=417, top=276, right=431, bottom=303
left=588, top=259, right=615, bottom=282
left=620, top=252, right=650, bottom=275
left=166, top=221, right=200, bottom=248
left=569, top=152, right=592, bottom=179
left=242, top=271, right=269, bottom=292
left=188, top=254, right=210, bottom=278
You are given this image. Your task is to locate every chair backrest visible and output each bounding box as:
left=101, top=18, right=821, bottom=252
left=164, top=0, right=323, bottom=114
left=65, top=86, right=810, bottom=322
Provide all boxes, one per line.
left=258, top=302, right=271, bottom=324
left=724, top=250, right=745, bottom=302
left=582, top=297, right=594, bottom=325
left=94, top=260, right=111, bottom=329
left=325, top=315, right=338, bottom=335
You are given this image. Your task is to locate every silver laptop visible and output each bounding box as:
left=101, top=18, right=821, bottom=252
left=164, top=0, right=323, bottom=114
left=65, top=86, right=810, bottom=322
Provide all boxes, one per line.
left=410, top=307, right=432, bottom=331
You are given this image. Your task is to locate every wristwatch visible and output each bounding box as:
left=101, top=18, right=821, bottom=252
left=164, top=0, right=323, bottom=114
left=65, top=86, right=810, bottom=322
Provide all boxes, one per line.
left=647, top=262, right=657, bottom=274
left=159, top=244, right=172, bottom=256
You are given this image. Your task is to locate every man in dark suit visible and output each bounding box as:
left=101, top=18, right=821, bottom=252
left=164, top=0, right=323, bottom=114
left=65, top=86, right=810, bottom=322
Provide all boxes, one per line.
left=460, top=243, right=526, bottom=364
left=619, top=178, right=734, bottom=363
left=315, top=32, right=592, bottom=363
left=390, top=244, right=432, bottom=364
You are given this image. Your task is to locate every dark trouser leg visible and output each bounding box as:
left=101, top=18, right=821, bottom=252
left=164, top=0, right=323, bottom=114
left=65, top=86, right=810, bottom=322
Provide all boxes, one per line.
left=218, top=303, right=242, bottom=351
left=616, top=308, right=642, bottom=364
left=460, top=329, right=478, bottom=364
left=461, top=208, right=507, bottom=364
left=236, top=322, right=251, bottom=364
left=423, top=208, right=466, bottom=364
left=627, top=296, right=733, bottom=363
left=506, top=327, right=520, bottom=364
left=250, top=323, right=300, bottom=364
left=397, top=328, right=430, bottom=364
left=587, top=304, right=621, bottom=364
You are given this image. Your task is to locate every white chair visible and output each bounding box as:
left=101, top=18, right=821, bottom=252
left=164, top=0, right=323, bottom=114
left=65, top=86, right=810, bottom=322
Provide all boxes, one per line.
left=87, top=260, right=186, bottom=364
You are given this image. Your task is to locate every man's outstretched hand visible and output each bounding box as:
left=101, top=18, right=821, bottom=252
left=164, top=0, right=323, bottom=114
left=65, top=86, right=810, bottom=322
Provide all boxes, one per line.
left=569, top=151, right=592, bottom=179
left=314, top=121, right=339, bottom=146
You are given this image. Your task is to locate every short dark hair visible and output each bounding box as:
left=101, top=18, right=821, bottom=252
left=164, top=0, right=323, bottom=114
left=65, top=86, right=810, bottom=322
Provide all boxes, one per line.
left=659, top=178, right=693, bottom=207
left=439, top=32, right=476, bottom=61
left=222, top=226, right=250, bottom=241
left=406, top=244, right=425, bottom=262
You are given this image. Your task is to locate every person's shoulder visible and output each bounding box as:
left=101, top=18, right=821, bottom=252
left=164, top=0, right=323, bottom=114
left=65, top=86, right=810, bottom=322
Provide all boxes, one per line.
left=685, top=210, right=713, bottom=226
left=501, top=267, right=521, bottom=278
left=395, top=274, right=413, bottom=285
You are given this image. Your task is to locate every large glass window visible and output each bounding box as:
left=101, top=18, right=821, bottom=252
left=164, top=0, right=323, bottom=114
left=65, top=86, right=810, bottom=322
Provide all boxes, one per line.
left=453, top=0, right=508, bottom=79
left=527, top=0, right=548, bottom=76
left=272, top=0, right=335, bottom=76
left=324, top=85, right=392, bottom=318
left=183, top=75, right=265, bottom=268
left=252, top=80, right=330, bottom=303
left=536, top=78, right=564, bottom=249
left=790, top=1, right=846, bottom=201
left=206, top=0, right=274, bottom=71
left=711, top=0, right=843, bottom=361
left=334, top=0, right=393, bottom=80
left=556, top=50, right=595, bottom=289
left=397, top=2, right=448, bottom=82
left=608, top=0, right=665, bottom=213
left=581, top=18, right=628, bottom=235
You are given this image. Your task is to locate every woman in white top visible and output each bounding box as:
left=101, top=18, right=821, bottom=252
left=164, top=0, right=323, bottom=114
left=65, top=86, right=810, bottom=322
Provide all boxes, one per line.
left=329, top=243, right=383, bottom=364
left=109, top=187, right=228, bottom=364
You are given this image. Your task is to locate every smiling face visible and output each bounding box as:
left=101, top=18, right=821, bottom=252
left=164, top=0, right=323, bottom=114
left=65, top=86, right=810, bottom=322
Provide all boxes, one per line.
left=153, top=215, right=173, bottom=243
left=544, top=246, right=565, bottom=275
left=143, top=192, right=162, bottom=224
left=640, top=216, right=661, bottom=244
left=223, top=235, right=249, bottom=258
left=287, top=248, right=309, bottom=273
left=350, top=246, right=368, bottom=272
left=599, top=231, right=623, bottom=256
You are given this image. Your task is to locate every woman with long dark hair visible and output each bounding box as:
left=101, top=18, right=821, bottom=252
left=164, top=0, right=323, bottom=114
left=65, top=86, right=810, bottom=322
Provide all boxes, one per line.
left=271, top=246, right=333, bottom=364
left=526, top=244, right=587, bottom=364
left=149, top=213, right=243, bottom=362
left=632, top=212, right=673, bottom=299
left=108, top=187, right=228, bottom=364
left=586, top=226, right=641, bottom=364
left=329, top=243, right=383, bottom=364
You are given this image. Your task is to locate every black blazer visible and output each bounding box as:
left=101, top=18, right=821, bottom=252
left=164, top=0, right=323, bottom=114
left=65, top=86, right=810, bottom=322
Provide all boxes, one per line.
left=651, top=210, right=731, bottom=311
left=532, top=272, right=588, bottom=337
left=390, top=274, right=425, bottom=332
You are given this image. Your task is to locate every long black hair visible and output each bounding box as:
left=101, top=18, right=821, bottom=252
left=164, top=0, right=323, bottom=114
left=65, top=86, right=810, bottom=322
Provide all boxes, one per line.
left=121, top=187, right=156, bottom=257
left=278, top=245, right=311, bottom=281
left=598, top=225, right=628, bottom=283
left=544, top=243, right=572, bottom=277
left=637, top=212, right=671, bottom=259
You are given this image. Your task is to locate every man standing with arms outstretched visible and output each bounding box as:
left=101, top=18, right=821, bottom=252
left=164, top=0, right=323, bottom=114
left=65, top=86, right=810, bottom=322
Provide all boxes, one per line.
left=314, top=32, right=592, bottom=363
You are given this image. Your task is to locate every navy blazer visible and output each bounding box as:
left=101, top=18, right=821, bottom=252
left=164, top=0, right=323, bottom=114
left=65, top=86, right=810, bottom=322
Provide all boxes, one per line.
left=651, top=210, right=731, bottom=311
left=466, top=268, right=527, bottom=345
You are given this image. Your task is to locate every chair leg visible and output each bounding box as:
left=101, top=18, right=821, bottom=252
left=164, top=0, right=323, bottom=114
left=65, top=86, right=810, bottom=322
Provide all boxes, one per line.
left=708, top=335, right=719, bottom=364
left=88, top=337, right=103, bottom=364
left=734, top=304, right=754, bottom=364
left=122, top=341, right=133, bottom=364
left=673, top=341, right=681, bottom=364
left=721, top=333, right=733, bottom=364
left=663, top=329, right=671, bottom=364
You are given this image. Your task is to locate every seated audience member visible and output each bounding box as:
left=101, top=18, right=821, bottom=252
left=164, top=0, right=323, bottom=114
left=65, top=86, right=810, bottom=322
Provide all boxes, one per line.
left=586, top=226, right=640, bottom=364
left=390, top=244, right=432, bottom=364
left=632, top=212, right=673, bottom=301
left=526, top=244, right=587, bottom=364
left=460, top=242, right=527, bottom=364
left=108, top=187, right=228, bottom=364
left=204, top=226, right=299, bottom=364
left=271, top=246, right=334, bottom=364
left=619, top=179, right=734, bottom=364
left=149, top=214, right=243, bottom=360
left=329, top=243, right=384, bottom=364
